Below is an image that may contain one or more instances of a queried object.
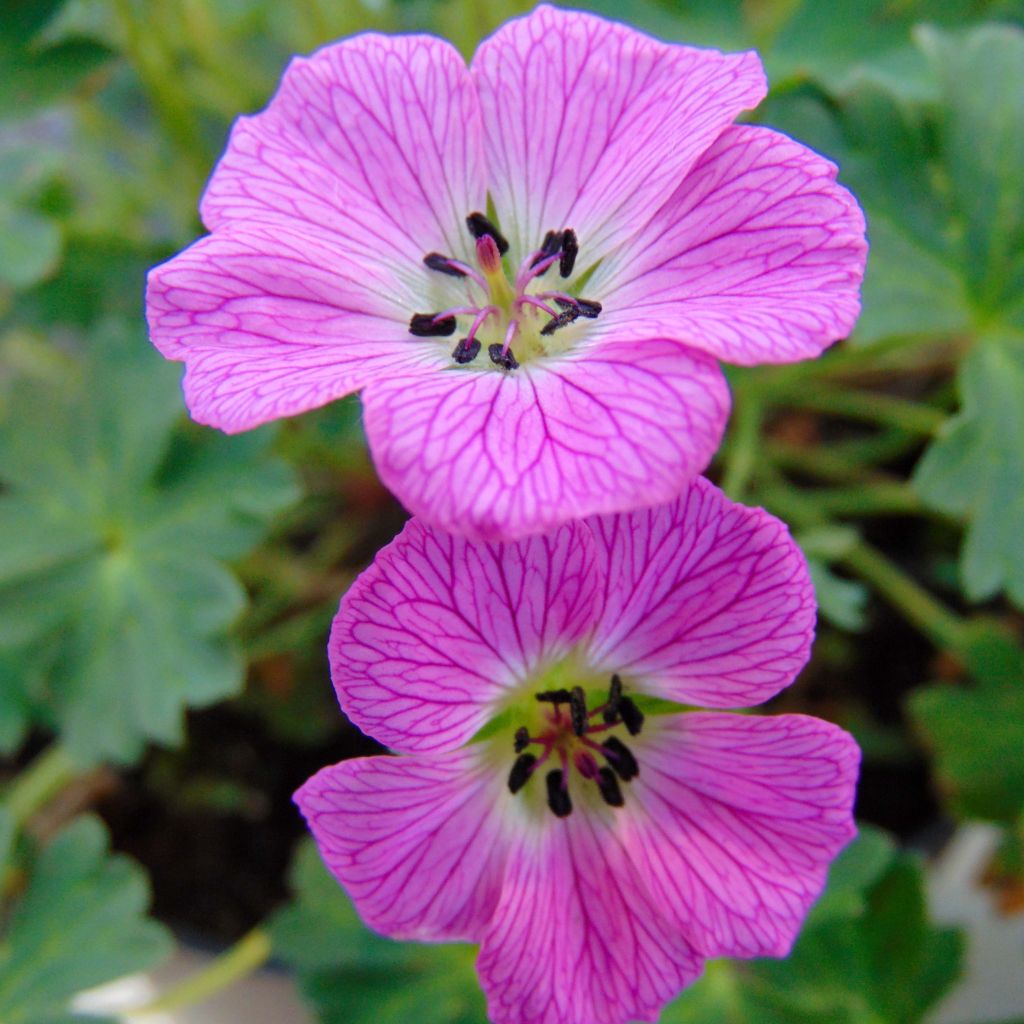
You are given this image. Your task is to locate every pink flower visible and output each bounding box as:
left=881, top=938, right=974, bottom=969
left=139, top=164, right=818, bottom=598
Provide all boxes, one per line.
left=297, top=479, right=860, bottom=1024
left=146, top=5, right=867, bottom=541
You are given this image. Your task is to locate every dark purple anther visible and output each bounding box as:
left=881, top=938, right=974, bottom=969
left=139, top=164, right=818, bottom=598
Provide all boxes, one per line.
left=603, top=674, right=623, bottom=724
left=514, top=726, right=530, bottom=753
left=602, top=736, right=639, bottom=781
left=559, top=229, right=578, bottom=278
left=508, top=753, right=538, bottom=794
left=618, top=696, right=645, bottom=736
left=466, top=211, right=509, bottom=255
left=597, top=766, right=624, bottom=807
left=452, top=337, right=481, bottom=364
left=575, top=298, right=602, bottom=318
left=536, top=689, right=572, bottom=704
left=488, top=343, right=519, bottom=370
left=409, top=313, right=457, bottom=337
left=423, top=252, right=467, bottom=278
left=546, top=770, right=572, bottom=818
left=570, top=686, right=587, bottom=737
left=540, top=307, right=580, bottom=336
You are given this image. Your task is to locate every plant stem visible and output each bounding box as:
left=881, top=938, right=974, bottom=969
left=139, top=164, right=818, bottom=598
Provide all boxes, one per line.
left=135, top=927, right=272, bottom=1016
left=720, top=392, right=762, bottom=500
left=3, top=744, right=81, bottom=828
left=774, top=384, right=946, bottom=436
left=839, top=542, right=967, bottom=653
left=809, top=482, right=928, bottom=518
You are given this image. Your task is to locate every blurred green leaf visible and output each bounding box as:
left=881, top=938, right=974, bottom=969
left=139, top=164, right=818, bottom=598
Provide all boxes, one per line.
left=663, top=828, right=962, bottom=1024
left=0, top=814, right=172, bottom=1023
left=0, top=0, right=115, bottom=121
left=913, top=335, right=1024, bottom=606
left=271, top=839, right=485, bottom=1024
left=0, top=323, right=299, bottom=763
left=807, top=558, right=868, bottom=632
left=909, top=625, right=1024, bottom=821
left=0, top=204, right=61, bottom=289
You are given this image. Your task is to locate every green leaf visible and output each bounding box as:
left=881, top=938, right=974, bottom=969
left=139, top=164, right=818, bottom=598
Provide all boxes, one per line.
left=0, top=324, right=299, bottom=762
left=270, top=839, right=485, bottom=1024
left=0, top=0, right=115, bottom=121
left=0, top=204, right=61, bottom=289
left=913, top=336, right=1024, bottom=607
left=909, top=626, right=1024, bottom=821
left=807, top=558, right=868, bottom=632
left=0, top=815, right=172, bottom=1024
left=663, top=830, right=963, bottom=1024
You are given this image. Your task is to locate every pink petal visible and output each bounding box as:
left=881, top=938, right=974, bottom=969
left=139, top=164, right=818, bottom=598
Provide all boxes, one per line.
left=146, top=224, right=444, bottom=432
left=362, top=340, right=729, bottom=541
left=471, top=5, right=766, bottom=264
left=295, top=747, right=512, bottom=941
left=591, top=126, right=868, bottom=364
left=201, top=33, right=485, bottom=274
left=626, top=712, right=859, bottom=958
left=329, top=517, right=601, bottom=754
left=478, top=806, right=703, bottom=1024
left=585, top=478, right=815, bottom=708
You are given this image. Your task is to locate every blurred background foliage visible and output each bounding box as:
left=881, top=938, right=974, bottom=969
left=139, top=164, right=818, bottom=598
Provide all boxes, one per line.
left=1, top=0, right=1023, bottom=1021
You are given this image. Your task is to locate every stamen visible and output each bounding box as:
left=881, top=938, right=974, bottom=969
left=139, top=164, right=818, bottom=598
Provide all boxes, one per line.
left=508, top=752, right=537, bottom=794
left=573, top=750, right=600, bottom=780
left=546, top=769, right=572, bottom=818
left=535, top=689, right=572, bottom=704
left=569, top=686, right=587, bottom=737
left=452, top=337, right=481, bottom=364
left=409, top=313, right=456, bottom=337
left=602, top=736, right=639, bottom=781
left=514, top=726, right=530, bottom=753
left=559, top=229, right=578, bottom=278
left=603, top=674, right=623, bottom=724
left=575, top=298, right=602, bottom=318
left=466, top=212, right=509, bottom=255
left=517, top=295, right=559, bottom=319
left=489, top=343, right=519, bottom=371
left=596, top=766, right=624, bottom=807
left=540, top=306, right=580, bottom=336
left=423, top=252, right=466, bottom=278
left=530, top=230, right=564, bottom=269
left=618, top=696, right=645, bottom=736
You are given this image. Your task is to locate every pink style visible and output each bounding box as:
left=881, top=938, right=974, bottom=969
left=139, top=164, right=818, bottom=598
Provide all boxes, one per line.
left=146, top=5, right=867, bottom=541
left=297, top=479, right=860, bottom=1024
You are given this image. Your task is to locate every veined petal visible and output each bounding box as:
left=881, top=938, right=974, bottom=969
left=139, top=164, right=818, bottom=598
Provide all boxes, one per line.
left=478, top=806, right=703, bottom=1024
left=329, top=517, right=601, bottom=754
left=201, top=32, right=486, bottom=288
left=626, top=712, right=859, bottom=958
left=362, top=340, right=729, bottom=541
left=591, top=126, right=867, bottom=364
left=146, top=224, right=444, bottom=432
left=295, top=747, right=512, bottom=941
left=471, top=5, right=765, bottom=265
left=584, top=478, right=815, bottom=708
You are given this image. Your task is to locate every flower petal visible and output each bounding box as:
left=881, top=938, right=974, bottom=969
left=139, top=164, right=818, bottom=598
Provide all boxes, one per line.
left=201, top=32, right=485, bottom=280
left=627, top=712, right=859, bottom=958
left=146, top=224, right=444, bottom=432
left=295, top=747, right=512, bottom=941
left=362, top=340, right=729, bottom=541
left=471, top=5, right=766, bottom=265
left=478, top=806, right=703, bottom=1024
left=585, top=478, right=815, bottom=708
left=329, top=517, right=601, bottom=754
left=591, top=125, right=868, bottom=364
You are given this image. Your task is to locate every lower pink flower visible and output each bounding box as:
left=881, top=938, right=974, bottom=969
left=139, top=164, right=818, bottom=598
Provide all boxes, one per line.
left=297, top=479, right=860, bottom=1024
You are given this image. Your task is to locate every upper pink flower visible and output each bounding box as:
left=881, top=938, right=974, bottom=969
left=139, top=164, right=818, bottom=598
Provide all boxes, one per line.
left=147, top=5, right=866, bottom=540
left=297, top=479, right=860, bottom=1024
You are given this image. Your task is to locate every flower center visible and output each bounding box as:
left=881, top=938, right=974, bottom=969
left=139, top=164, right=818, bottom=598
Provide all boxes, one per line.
left=409, top=211, right=603, bottom=370
left=506, top=674, right=643, bottom=818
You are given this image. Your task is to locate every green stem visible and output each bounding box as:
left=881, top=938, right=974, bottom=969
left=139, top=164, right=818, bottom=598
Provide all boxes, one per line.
left=808, top=482, right=928, bottom=518
left=136, top=927, right=272, bottom=1016
left=773, top=385, right=946, bottom=436
left=720, top=393, right=762, bottom=500
left=3, top=744, right=80, bottom=827
left=839, top=542, right=967, bottom=652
